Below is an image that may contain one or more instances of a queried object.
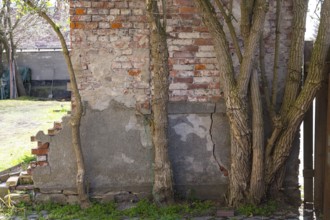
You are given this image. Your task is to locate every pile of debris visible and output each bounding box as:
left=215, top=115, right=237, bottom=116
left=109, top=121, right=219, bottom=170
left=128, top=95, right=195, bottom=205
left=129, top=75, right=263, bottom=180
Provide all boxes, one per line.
left=0, top=166, right=34, bottom=205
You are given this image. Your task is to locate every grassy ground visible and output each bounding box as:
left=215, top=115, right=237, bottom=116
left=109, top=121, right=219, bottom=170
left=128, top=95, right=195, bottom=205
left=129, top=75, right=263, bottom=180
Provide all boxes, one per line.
left=1, top=200, right=217, bottom=220
left=0, top=99, right=70, bottom=171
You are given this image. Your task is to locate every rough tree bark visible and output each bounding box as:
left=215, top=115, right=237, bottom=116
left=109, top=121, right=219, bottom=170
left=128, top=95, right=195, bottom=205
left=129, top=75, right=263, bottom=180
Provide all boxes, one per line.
left=195, top=0, right=330, bottom=208
left=193, top=0, right=267, bottom=206
left=25, top=0, right=90, bottom=208
left=146, top=0, right=174, bottom=204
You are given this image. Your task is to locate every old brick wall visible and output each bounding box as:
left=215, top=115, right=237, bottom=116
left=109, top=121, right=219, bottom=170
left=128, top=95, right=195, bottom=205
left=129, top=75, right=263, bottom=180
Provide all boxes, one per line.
left=70, top=0, right=293, bottom=108
left=31, top=0, right=296, bottom=203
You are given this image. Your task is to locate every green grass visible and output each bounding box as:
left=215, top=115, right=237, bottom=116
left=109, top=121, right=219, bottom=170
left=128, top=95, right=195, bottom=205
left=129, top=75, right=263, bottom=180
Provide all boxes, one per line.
left=0, top=100, right=70, bottom=171
left=237, top=200, right=278, bottom=216
left=0, top=200, right=217, bottom=220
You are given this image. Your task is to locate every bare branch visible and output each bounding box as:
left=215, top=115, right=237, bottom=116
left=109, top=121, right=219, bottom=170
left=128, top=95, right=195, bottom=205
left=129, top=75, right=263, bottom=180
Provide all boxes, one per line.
left=237, top=0, right=268, bottom=97
left=214, top=0, right=242, bottom=63
left=271, top=0, right=283, bottom=109
left=240, top=0, right=255, bottom=42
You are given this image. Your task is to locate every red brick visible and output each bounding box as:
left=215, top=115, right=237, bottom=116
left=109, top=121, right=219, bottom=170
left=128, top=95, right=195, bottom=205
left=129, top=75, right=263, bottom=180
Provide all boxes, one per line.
left=111, top=22, right=123, bottom=29
left=181, top=45, right=199, bottom=52
left=128, top=69, right=141, bottom=76
left=209, top=82, right=220, bottom=89
left=195, top=64, right=206, bottom=70
left=70, top=22, right=84, bottom=29
left=194, top=26, right=209, bottom=32
left=173, top=0, right=193, bottom=6
left=75, top=8, right=86, bottom=15
left=179, top=7, right=196, bottom=14
left=38, top=142, right=49, bottom=149
left=31, top=148, right=49, bottom=155
left=174, top=77, right=193, bottom=83
left=194, top=38, right=214, bottom=45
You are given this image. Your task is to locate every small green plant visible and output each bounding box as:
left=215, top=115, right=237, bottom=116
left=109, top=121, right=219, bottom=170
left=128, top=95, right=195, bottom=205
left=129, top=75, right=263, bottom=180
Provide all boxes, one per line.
left=237, top=200, right=278, bottom=216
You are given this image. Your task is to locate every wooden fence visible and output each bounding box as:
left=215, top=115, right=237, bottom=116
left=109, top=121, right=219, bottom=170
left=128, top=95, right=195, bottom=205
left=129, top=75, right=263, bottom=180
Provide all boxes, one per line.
left=303, top=41, right=330, bottom=219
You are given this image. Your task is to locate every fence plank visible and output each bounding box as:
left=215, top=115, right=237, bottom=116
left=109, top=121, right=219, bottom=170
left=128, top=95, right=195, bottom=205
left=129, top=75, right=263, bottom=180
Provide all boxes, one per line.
left=314, top=56, right=329, bottom=217
left=323, top=56, right=330, bottom=220
left=303, top=42, right=314, bottom=210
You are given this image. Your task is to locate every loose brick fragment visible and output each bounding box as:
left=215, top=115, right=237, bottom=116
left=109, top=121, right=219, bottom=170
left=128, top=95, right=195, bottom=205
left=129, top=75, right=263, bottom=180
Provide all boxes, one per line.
left=6, top=176, right=19, bottom=187
left=31, top=148, right=49, bottom=155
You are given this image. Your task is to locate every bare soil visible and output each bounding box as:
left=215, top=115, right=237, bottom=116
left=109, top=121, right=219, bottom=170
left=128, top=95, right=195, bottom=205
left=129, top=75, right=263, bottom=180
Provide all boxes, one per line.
left=0, top=100, right=70, bottom=171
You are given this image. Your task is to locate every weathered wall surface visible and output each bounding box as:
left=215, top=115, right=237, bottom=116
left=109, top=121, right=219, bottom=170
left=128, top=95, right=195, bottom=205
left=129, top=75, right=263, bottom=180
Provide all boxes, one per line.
left=31, top=0, right=296, bottom=203
left=33, top=101, right=229, bottom=201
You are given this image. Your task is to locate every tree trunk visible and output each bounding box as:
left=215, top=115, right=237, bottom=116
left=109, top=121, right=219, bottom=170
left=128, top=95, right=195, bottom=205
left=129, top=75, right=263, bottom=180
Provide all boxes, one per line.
left=249, top=69, right=265, bottom=203
left=14, top=58, right=27, bottom=96
left=25, top=0, right=90, bottom=208
left=6, top=0, right=26, bottom=97
left=146, top=0, right=174, bottom=204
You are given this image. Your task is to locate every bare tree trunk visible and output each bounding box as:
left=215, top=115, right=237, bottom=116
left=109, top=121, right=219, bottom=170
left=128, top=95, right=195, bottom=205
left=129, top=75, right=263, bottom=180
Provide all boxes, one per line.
left=280, top=0, right=308, bottom=116
left=6, top=0, right=26, bottom=97
left=146, top=0, right=174, bottom=204
left=249, top=69, right=265, bottom=203
left=194, top=0, right=267, bottom=207
left=25, top=0, right=90, bottom=208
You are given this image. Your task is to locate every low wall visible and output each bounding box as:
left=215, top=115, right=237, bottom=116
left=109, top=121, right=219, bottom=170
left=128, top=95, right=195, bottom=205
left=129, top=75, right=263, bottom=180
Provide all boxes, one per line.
left=15, top=51, right=69, bottom=81
left=13, top=51, right=70, bottom=99
left=32, top=101, right=230, bottom=202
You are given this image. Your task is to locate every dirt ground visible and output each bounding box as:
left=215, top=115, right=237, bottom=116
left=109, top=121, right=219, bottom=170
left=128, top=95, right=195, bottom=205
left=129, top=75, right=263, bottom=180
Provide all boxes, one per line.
left=0, top=100, right=70, bottom=171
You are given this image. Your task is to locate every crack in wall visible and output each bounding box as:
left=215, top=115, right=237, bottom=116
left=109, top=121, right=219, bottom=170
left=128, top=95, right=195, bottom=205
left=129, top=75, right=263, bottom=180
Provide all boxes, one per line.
left=210, top=104, right=228, bottom=177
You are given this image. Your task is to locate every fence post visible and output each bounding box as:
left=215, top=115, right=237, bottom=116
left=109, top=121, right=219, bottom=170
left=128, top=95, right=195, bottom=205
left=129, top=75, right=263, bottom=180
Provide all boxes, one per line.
left=323, top=52, right=330, bottom=220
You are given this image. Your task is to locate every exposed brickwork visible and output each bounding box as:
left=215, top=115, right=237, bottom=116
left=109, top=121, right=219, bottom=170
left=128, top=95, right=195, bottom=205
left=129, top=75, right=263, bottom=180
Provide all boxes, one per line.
left=30, top=121, right=63, bottom=169
left=69, top=0, right=293, bottom=110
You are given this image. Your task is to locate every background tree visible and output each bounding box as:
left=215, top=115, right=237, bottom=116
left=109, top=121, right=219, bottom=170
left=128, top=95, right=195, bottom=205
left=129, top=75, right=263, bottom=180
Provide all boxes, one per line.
left=24, top=0, right=90, bottom=208
left=194, top=0, right=330, bottom=207
left=0, top=0, right=37, bottom=98
left=146, top=0, right=174, bottom=204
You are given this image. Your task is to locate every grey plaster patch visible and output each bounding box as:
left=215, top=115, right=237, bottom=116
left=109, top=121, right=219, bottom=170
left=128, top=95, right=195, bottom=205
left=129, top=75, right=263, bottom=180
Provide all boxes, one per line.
left=81, top=101, right=154, bottom=191
left=212, top=113, right=231, bottom=169
left=169, top=114, right=228, bottom=199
